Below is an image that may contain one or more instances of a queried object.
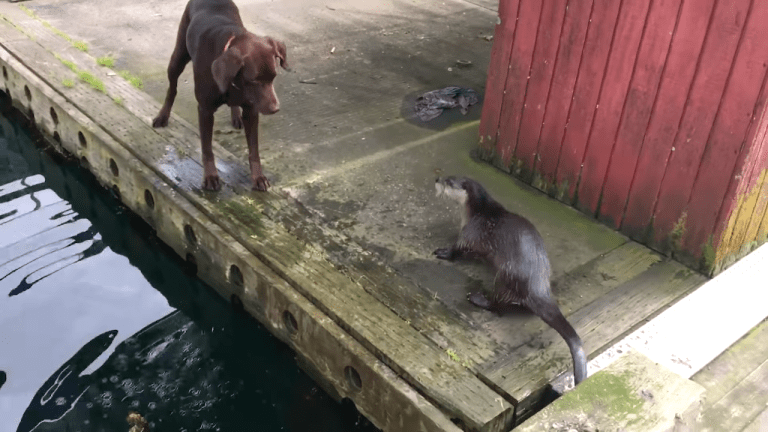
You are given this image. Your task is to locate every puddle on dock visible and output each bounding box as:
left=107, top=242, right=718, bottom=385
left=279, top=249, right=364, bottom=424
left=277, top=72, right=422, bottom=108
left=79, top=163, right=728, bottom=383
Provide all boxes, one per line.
left=0, top=111, right=378, bottom=432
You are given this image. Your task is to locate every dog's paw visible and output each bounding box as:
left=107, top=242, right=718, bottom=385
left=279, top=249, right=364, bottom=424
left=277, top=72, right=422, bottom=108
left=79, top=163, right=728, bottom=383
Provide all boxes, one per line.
left=433, top=248, right=453, bottom=260
left=252, top=175, right=270, bottom=191
left=202, top=175, right=222, bottom=191
left=152, top=115, right=169, bottom=128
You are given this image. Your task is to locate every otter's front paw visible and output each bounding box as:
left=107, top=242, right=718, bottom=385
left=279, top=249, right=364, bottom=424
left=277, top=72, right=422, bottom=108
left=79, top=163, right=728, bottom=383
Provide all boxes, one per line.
left=433, top=248, right=454, bottom=260
left=468, top=292, right=493, bottom=310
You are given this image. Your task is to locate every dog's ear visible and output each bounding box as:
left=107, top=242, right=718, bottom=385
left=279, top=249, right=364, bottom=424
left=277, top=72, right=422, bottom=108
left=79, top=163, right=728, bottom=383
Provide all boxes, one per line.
left=268, top=38, right=290, bottom=71
left=212, top=47, right=244, bottom=94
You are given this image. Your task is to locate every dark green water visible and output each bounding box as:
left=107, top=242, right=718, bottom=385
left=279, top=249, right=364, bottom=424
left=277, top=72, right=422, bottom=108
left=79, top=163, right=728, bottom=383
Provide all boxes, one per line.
left=0, top=108, right=378, bottom=432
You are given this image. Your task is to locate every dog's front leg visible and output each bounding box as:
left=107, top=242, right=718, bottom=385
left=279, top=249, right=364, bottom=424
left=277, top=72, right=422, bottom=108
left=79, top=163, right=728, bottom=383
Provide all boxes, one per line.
left=198, top=106, right=221, bottom=191
left=242, top=105, right=269, bottom=191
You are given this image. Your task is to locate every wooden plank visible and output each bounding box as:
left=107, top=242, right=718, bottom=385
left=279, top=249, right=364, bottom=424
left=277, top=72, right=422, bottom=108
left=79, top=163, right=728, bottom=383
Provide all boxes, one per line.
left=481, top=256, right=703, bottom=410
left=729, top=104, right=768, bottom=248
left=573, top=242, right=768, bottom=400
left=742, top=406, right=768, bottom=432
left=0, top=28, right=513, bottom=432
left=476, top=241, right=660, bottom=368
left=478, top=0, right=520, bottom=150
left=649, top=0, right=750, bottom=252
left=691, top=318, right=768, bottom=403
left=516, top=350, right=706, bottom=432
left=533, top=0, right=593, bottom=193
left=596, top=0, right=681, bottom=229
left=494, top=0, right=542, bottom=167
left=682, top=0, right=768, bottom=260
left=711, top=83, right=768, bottom=269
left=553, top=0, right=621, bottom=203
left=575, top=0, right=651, bottom=217
left=620, top=0, right=716, bottom=241
left=694, top=359, right=768, bottom=432
left=512, top=0, right=567, bottom=181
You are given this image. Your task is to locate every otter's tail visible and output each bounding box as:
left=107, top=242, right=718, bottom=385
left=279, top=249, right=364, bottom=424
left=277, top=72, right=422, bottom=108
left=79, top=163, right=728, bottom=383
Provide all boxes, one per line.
left=533, top=302, right=587, bottom=385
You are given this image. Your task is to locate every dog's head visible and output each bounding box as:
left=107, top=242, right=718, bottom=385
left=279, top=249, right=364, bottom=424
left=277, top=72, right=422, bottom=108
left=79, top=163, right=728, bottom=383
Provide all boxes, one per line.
left=212, top=35, right=289, bottom=115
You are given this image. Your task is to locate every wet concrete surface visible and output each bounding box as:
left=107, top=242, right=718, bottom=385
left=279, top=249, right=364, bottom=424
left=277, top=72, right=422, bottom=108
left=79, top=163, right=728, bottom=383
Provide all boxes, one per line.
left=10, top=0, right=626, bottom=362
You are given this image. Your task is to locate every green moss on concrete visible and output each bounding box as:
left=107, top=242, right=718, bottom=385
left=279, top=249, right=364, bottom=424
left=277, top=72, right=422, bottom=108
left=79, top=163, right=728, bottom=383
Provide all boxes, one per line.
left=57, top=56, right=78, bottom=73
left=97, top=56, right=115, bottom=68
left=72, top=40, right=88, bottom=52
left=77, top=70, right=106, bottom=93
left=557, top=370, right=645, bottom=425
left=218, top=199, right=264, bottom=237
left=701, top=235, right=716, bottom=273
left=118, top=70, right=143, bottom=89
left=670, top=212, right=687, bottom=254
left=18, top=4, right=35, bottom=18
left=113, top=96, right=124, bottom=106
left=61, top=79, right=74, bottom=88
left=42, top=21, right=72, bottom=42
left=53, top=54, right=106, bottom=94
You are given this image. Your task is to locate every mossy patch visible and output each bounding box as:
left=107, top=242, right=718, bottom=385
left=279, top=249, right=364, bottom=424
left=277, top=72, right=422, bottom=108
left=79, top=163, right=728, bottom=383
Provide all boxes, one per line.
left=18, top=4, right=35, bottom=18
left=61, top=79, right=74, bottom=88
left=557, top=370, right=645, bottom=424
left=60, top=58, right=78, bottom=73
left=77, top=71, right=106, bottom=93
left=118, top=70, right=143, bottom=89
left=72, top=40, right=88, bottom=52
left=97, top=56, right=115, bottom=68
left=42, top=21, right=72, bottom=42
left=669, top=211, right=688, bottom=254
left=701, top=235, right=716, bottom=273
left=112, top=96, right=124, bottom=106
left=218, top=199, right=264, bottom=237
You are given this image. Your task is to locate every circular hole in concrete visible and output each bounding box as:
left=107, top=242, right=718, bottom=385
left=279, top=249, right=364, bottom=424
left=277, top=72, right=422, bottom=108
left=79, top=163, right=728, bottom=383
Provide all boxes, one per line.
left=2, top=66, right=7, bottom=80
left=80, top=156, right=89, bottom=168
left=24, top=85, right=31, bottom=101
left=344, top=366, right=362, bottom=392
left=230, top=294, right=244, bottom=313
left=283, top=310, right=298, bottom=335
left=144, top=189, right=155, bottom=210
left=185, top=253, right=198, bottom=276
left=109, top=159, right=119, bottom=177
left=50, top=107, right=58, bottom=126
left=78, top=131, right=87, bottom=148
left=229, top=264, right=244, bottom=288
left=53, top=131, right=61, bottom=144
left=184, top=224, right=197, bottom=245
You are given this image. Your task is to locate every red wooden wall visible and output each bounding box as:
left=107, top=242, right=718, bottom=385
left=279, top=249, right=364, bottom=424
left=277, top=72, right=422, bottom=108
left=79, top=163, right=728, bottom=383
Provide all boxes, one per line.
left=478, top=0, right=768, bottom=275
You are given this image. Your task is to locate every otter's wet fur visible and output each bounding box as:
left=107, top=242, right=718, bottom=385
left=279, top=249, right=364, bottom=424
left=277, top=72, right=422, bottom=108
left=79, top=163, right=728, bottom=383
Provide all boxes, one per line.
left=433, top=176, right=587, bottom=385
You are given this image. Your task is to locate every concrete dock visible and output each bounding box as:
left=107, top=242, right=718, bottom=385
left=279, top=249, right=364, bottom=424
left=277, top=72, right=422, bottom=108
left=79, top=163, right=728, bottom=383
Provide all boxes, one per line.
left=6, top=0, right=762, bottom=430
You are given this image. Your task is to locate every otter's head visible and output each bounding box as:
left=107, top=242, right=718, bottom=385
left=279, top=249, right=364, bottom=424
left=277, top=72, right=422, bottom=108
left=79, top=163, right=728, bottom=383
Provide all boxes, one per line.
left=435, top=176, right=470, bottom=205
left=435, top=175, right=498, bottom=217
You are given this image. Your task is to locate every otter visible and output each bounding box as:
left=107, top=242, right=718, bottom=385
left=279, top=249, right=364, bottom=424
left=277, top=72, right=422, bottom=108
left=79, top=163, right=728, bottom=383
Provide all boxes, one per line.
left=433, top=176, right=587, bottom=385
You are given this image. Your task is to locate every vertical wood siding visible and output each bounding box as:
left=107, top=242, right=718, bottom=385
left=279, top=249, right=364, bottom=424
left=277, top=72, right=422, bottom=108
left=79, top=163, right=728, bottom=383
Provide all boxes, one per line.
left=479, top=0, right=768, bottom=274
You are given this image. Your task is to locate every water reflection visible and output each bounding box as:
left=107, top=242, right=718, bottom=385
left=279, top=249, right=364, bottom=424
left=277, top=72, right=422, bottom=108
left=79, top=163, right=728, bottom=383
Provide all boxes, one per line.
left=0, top=112, right=377, bottom=432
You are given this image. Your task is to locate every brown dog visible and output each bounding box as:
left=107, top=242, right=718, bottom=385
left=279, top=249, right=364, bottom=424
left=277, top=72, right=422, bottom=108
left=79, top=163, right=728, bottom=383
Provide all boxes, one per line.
left=153, top=0, right=288, bottom=191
